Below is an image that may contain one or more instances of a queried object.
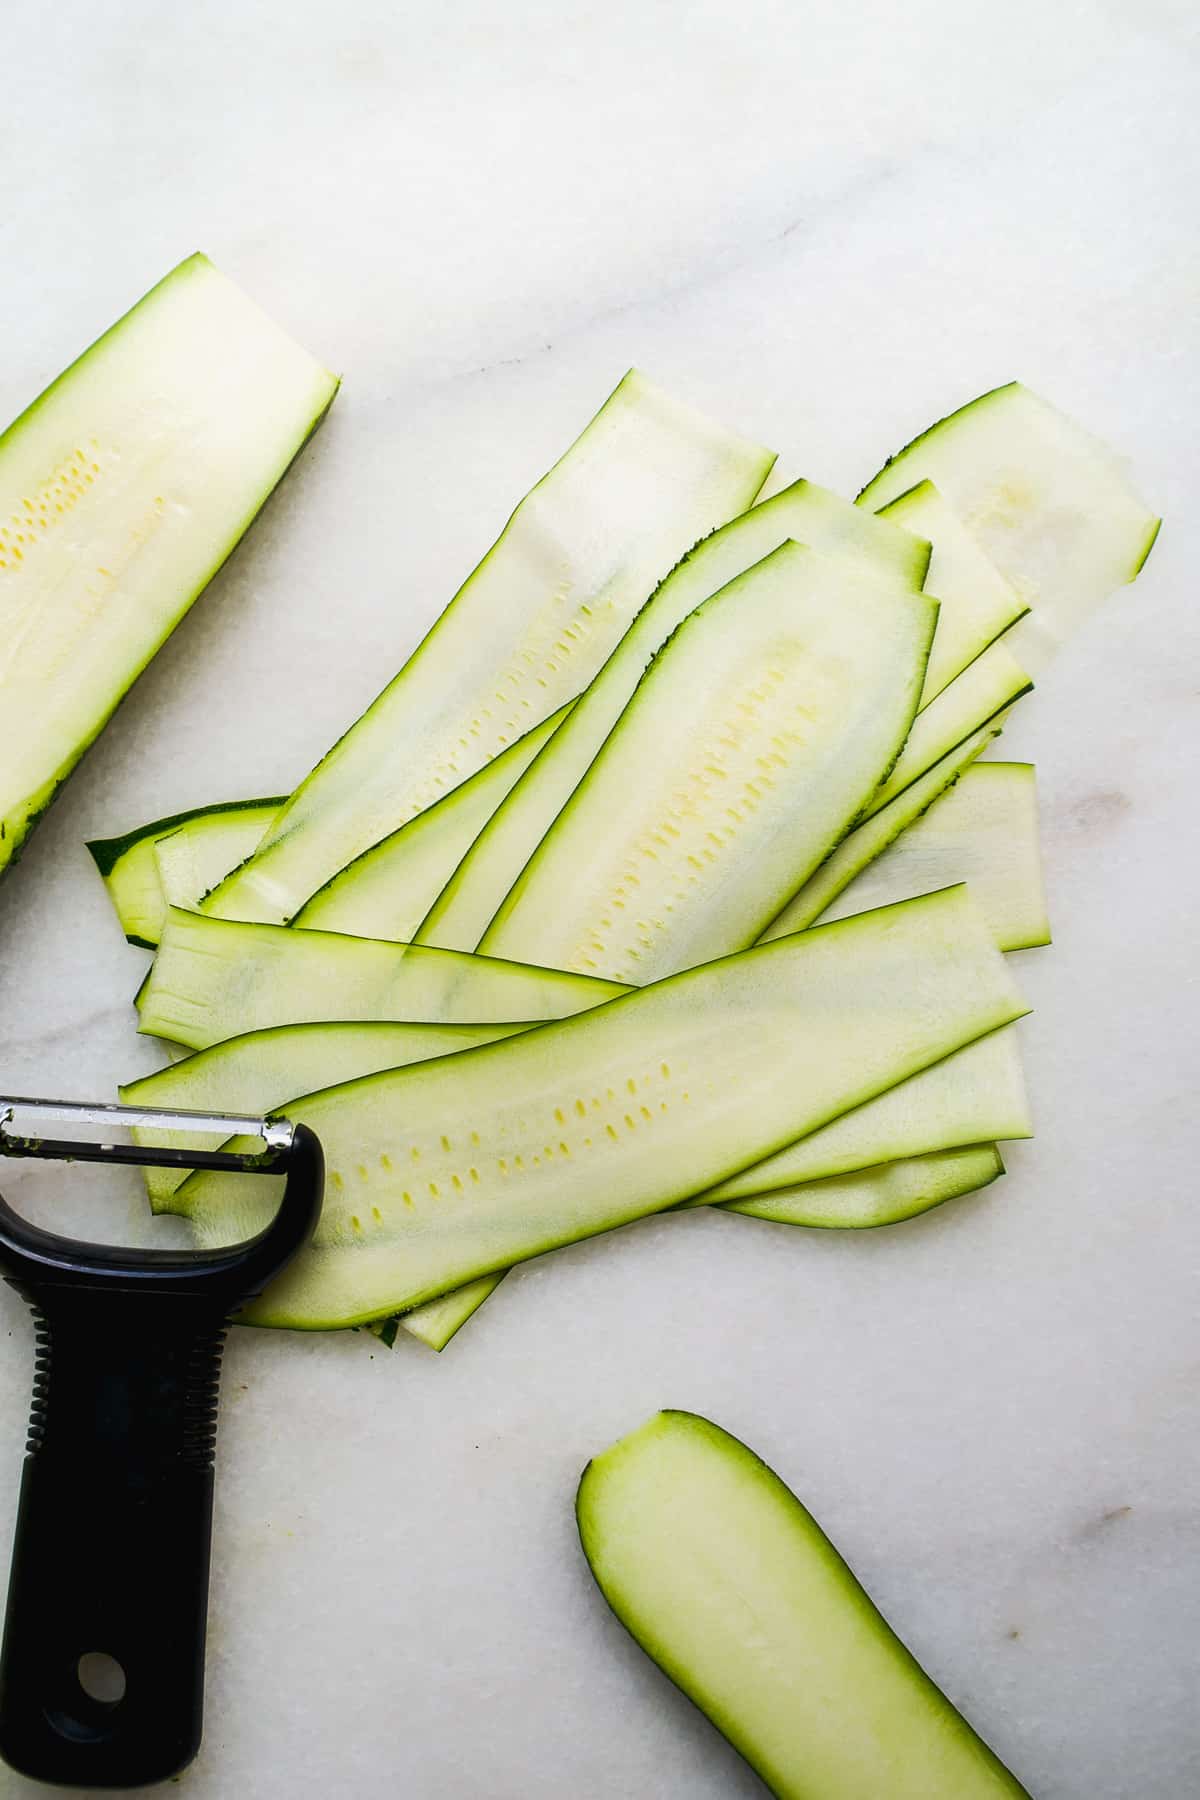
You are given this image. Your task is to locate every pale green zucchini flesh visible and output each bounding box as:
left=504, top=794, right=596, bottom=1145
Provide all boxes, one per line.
left=0, top=254, right=336, bottom=878
left=862, top=637, right=1030, bottom=821
left=89, top=799, right=287, bottom=947
left=577, top=1411, right=1031, bottom=1799
left=138, top=906, right=625, bottom=1050
left=817, top=762, right=1050, bottom=950
left=877, top=480, right=1027, bottom=702
left=727, top=1143, right=1005, bottom=1228
left=173, top=886, right=1027, bottom=1330
left=699, top=1023, right=1029, bottom=1204
left=858, top=381, right=1160, bottom=668
left=294, top=703, right=572, bottom=940
left=121, top=1020, right=521, bottom=1205
left=203, top=371, right=775, bottom=925
left=477, top=543, right=937, bottom=981
left=418, top=478, right=930, bottom=952
left=759, top=724, right=1000, bottom=942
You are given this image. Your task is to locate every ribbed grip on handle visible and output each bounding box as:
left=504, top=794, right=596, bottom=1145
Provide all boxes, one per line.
left=0, top=1282, right=231, bottom=1788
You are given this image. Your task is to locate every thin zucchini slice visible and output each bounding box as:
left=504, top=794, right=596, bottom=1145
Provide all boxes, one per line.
left=138, top=906, right=625, bottom=1050
left=88, top=797, right=284, bottom=948
left=877, top=481, right=1027, bottom=701
left=120, top=1020, right=521, bottom=1205
left=699, top=1024, right=1028, bottom=1204
left=862, top=637, right=1030, bottom=821
left=384, top=887, right=1027, bottom=1348
left=382, top=1278, right=504, bottom=1353
left=174, top=886, right=1028, bottom=1329
left=0, top=254, right=336, bottom=878
left=577, top=1411, right=1031, bottom=1799
left=759, top=725, right=1000, bottom=942
left=154, top=803, right=290, bottom=932
left=477, top=543, right=937, bottom=982
left=146, top=1021, right=1026, bottom=1345
left=816, top=762, right=1050, bottom=950
left=418, top=479, right=930, bottom=952
left=858, top=381, right=1160, bottom=667
left=293, top=703, right=572, bottom=940
left=203, top=371, right=775, bottom=925
left=727, top=1143, right=1005, bottom=1228
left=93, top=705, right=574, bottom=949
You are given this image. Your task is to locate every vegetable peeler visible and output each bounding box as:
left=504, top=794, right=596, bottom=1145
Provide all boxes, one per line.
left=0, top=1095, right=323, bottom=1789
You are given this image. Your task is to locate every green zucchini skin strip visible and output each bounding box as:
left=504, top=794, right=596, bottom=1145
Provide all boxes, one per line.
left=861, top=637, right=1030, bottom=821
left=726, top=1143, right=1004, bottom=1228
left=698, top=1023, right=1028, bottom=1205
left=577, top=1411, right=1031, bottom=1799
left=817, top=762, right=1050, bottom=951
left=858, top=381, right=1160, bottom=669
left=120, top=1020, right=523, bottom=1206
left=0, top=254, right=337, bottom=879
left=173, top=886, right=1028, bottom=1330
left=203, top=370, right=776, bottom=926
left=293, top=702, right=573, bottom=941
left=759, top=724, right=1000, bottom=942
left=418, top=479, right=930, bottom=952
left=88, top=797, right=286, bottom=948
left=138, top=906, right=626, bottom=1051
left=477, top=543, right=937, bottom=982
left=877, top=480, right=1028, bottom=704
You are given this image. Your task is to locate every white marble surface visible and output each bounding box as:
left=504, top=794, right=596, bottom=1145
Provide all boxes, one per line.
left=2, top=4, right=1199, bottom=1795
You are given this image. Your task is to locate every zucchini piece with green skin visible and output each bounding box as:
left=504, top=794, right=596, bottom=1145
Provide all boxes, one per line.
left=815, top=762, right=1050, bottom=951
left=698, top=1023, right=1028, bottom=1206
left=203, top=371, right=775, bottom=926
left=293, top=702, right=572, bottom=941
left=142, top=1022, right=1024, bottom=1348
left=120, top=1020, right=522, bottom=1206
left=0, top=254, right=336, bottom=879
left=380, top=1277, right=503, bottom=1353
left=153, top=803, right=289, bottom=936
left=727, top=1143, right=1005, bottom=1228
left=759, top=724, right=1001, bottom=942
left=477, top=543, right=937, bottom=983
left=418, top=479, right=931, bottom=952
left=877, top=481, right=1028, bottom=702
left=858, top=381, right=1160, bottom=668
left=92, top=704, right=575, bottom=949
left=88, top=798, right=284, bottom=948
left=577, top=1411, right=1031, bottom=1799
left=861, top=636, right=1030, bottom=822
left=172, top=886, right=1028, bottom=1330
left=138, top=907, right=626, bottom=1051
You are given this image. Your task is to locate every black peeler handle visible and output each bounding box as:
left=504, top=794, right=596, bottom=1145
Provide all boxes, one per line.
left=1, top=1290, right=228, bottom=1787
left=0, top=1123, right=322, bottom=1789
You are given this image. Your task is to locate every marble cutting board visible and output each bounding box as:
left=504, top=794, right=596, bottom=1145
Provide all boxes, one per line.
left=1, top=3, right=1197, bottom=1795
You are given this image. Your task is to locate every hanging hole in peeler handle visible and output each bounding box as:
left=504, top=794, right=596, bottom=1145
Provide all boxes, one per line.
left=46, top=1653, right=128, bottom=1744
left=0, top=1120, right=324, bottom=1787
left=76, top=1652, right=128, bottom=1708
